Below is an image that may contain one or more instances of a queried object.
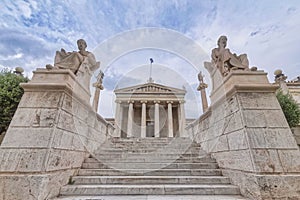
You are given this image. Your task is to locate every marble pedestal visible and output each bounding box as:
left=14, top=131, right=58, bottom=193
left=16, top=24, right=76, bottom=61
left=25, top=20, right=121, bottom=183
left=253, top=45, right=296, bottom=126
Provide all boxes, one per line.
left=0, top=69, right=112, bottom=200
left=187, top=66, right=300, bottom=199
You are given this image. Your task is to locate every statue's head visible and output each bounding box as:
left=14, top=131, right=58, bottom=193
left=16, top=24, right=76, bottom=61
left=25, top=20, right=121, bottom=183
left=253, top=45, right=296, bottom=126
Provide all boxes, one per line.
left=77, top=39, right=87, bottom=50
left=217, top=35, right=227, bottom=48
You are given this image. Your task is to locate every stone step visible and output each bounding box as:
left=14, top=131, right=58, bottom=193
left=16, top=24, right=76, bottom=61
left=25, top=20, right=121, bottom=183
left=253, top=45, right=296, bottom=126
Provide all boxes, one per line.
left=95, top=147, right=203, bottom=153
left=107, top=139, right=197, bottom=143
left=107, top=141, right=198, bottom=144
left=102, top=141, right=200, bottom=145
left=71, top=176, right=231, bottom=185
left=54, top=195, right=247, bottom=200
left=109, top=137, right=193, bottom=142
left=60, top=184, right=240, bottom=195
left=107, top=140, right=195, bottom=143
left=78, top=169, right=222, bottom=176
left=92, top=153, right=204, bottom=159
left=84, top=157, right=216, bottom=163
left=100, top=144, right=199, bottom=150
left=82, top=162, right=219, bottom=170
left=105, top=139, right=197, bottom=145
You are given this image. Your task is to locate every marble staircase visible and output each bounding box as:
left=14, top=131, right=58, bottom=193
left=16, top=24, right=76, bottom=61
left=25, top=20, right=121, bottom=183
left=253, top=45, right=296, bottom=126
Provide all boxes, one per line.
left=57, top=137, right=242, bottom=197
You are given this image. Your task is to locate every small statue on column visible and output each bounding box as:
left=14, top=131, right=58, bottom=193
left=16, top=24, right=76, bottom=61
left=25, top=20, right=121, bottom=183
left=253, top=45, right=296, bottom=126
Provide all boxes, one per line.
left=92, top=70, right=104, bottom=112
left=197, top=71, right=209, bottom=113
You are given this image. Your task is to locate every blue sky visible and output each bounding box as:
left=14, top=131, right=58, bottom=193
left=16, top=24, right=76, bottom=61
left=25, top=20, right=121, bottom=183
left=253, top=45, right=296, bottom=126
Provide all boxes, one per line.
left=1, top=0, right=300, bottom=118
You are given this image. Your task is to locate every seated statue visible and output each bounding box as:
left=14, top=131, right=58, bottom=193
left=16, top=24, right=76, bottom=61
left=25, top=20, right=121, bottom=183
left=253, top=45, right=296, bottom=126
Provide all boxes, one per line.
left=46, top=39, right=100, bottom=94
left=211, top=36, right=251, bottom=76
left=47, top=39, right=99, bottom=75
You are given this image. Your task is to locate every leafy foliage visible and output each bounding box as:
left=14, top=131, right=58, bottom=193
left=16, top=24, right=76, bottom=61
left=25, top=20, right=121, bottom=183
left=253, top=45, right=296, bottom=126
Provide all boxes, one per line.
left=0, top=69, right=29, bottom=133
left=276, top=90, right=300, bottom=128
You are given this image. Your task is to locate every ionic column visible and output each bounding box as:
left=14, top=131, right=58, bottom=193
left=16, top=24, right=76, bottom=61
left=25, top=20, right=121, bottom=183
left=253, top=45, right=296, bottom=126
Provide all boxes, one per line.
left=178, top=100, right=186, bottom=137
left=127, top=101, right=134, bottom=137
left=154, top=101, right=160, bottom=137
left=167, top=101, right=174, bottom=137
left=141, top=101, right=147, bottom=138
left=114, top=100, right=122, bottom=137
left=197, top=71, right=208, bottom=112
left=92, top=70, right=104, bottom=112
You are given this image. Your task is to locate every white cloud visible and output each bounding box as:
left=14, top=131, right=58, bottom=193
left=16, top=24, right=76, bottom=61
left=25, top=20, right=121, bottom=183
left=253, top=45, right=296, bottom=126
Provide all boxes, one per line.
left=1, top=0, right=300, bottom=117
left=0, top=53, right=23, bottom=60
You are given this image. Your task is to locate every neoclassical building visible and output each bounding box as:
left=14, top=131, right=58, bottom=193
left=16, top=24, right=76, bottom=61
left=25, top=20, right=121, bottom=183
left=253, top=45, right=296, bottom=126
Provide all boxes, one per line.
left=114, top=82, right=186, bottom=138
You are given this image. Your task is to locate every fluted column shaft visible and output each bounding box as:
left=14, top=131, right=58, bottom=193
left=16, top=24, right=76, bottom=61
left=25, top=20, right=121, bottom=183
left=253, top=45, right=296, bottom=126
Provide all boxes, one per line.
left=167, top=101, right=174, bottom=137
left=114, top=101, right=122, bottom=137
left=141, top=101, right=147, bottom=138
left=154, top=101, right=160, bottom=137
left=127, top=101, right=134, bottom=137
left=197, top=82, right=209, bottom=113
left=92, top=88, right=101, bottom=112
left=179, top=101, right=186, bottom=137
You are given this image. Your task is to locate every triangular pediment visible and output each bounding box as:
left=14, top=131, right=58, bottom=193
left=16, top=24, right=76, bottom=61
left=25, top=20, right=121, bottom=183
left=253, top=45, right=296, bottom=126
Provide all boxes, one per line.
left=114, top=82, right=186, bottom=94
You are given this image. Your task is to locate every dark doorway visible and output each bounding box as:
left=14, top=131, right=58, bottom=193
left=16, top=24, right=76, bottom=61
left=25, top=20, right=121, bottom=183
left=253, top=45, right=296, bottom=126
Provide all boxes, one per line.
left=146, top=121, right=154, bottom=137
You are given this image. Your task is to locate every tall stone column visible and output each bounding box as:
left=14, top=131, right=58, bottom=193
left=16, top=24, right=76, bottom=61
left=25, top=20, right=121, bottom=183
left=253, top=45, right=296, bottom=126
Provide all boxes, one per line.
left=127, top=101, right=134, bottom=137
left=141, top=101, right=147, bottom=138
left=167, top=101, right=174, bottom=137
left=92, top=70, right=104, bottom=112
left=114, top=100, right=122, bottom=137
left=178, top=100, right=186, bottom=137
left=154, top=101, right=160, bottom=137
left=197, top=71, right=208, bottom=113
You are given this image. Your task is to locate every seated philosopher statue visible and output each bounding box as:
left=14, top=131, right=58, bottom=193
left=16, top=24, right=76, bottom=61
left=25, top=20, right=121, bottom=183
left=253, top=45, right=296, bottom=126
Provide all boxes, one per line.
left=211, top=36, right=250, bottom=76
left=47, top=39, right=99, bottom=75
left=46, top=39, right=100, bottom=93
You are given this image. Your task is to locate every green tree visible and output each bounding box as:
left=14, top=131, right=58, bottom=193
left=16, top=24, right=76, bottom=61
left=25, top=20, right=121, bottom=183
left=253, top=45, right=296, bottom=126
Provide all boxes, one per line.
left=276, top=90, right=300, bottom=128
left=0, top=69, right=29, bottom=133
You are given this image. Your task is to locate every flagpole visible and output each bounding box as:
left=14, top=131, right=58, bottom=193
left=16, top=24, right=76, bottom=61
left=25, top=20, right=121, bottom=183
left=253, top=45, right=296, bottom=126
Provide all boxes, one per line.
left=150, top=61, right=152, bottom=80
left=148, top=58, right=154, bottom=83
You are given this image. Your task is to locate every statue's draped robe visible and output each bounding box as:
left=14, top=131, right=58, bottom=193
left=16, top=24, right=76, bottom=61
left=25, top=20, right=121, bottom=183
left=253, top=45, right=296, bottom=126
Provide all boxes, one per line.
left=54, top=50, right=100, bottom=94
left=212, top=48, right=249, bottom=74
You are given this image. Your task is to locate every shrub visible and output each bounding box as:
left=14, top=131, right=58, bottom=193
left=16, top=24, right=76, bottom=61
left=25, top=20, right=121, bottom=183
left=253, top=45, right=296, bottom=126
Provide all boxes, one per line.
left=0, top=69, right=29, bottom=133
left=276, top=90, right=300, bottom=128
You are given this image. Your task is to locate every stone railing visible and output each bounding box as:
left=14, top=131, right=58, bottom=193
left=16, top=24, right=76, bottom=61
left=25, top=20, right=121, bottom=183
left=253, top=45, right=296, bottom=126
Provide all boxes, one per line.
left=0, top=69, right=114, bottom=200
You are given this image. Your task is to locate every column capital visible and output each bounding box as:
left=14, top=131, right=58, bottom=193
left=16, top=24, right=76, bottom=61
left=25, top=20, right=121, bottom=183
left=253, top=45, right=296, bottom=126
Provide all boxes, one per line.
left=179, top=100, right=185, bottom=104
left=140, top=100, right=147, bottom=104
left=93, top=82, right=104, bottom=90
left=197, top=83, right=208, bottom=91
left=166, top=101, right=173, bottom=104
left=115, top=100, right=122, bottom=104
left=154, top=100, right=160, bottom=104
left=127, top=100, right=134, bottom=104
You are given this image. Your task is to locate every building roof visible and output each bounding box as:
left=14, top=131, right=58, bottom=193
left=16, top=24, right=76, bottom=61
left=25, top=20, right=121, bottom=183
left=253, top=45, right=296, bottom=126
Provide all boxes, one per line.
left=114, top=82, right=186, bottom=103
left=114, top=82, right=186, bottom=95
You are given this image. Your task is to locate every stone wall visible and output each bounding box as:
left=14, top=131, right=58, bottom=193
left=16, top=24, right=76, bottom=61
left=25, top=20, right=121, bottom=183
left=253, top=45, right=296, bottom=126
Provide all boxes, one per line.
left=186, top=69, right=300, bottom=199
left=0, top=69, right=114, bottom=200
left=292, top=127, right=300, bottom=146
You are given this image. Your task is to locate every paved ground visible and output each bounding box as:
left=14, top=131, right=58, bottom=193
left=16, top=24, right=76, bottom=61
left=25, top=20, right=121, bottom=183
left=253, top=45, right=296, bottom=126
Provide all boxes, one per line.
left=53, top=195, right=248, bottom=200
